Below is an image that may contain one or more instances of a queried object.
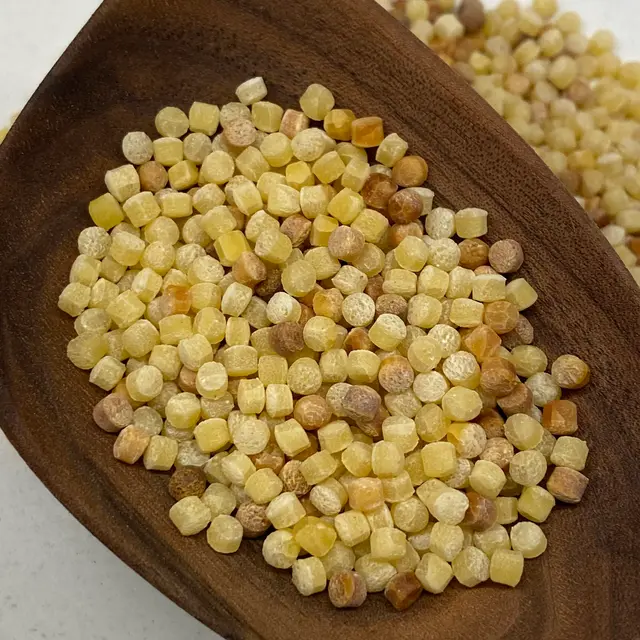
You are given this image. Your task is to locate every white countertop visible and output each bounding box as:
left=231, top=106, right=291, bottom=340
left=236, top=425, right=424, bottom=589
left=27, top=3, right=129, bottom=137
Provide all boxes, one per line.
left=0, top=1, right=638, bottom=639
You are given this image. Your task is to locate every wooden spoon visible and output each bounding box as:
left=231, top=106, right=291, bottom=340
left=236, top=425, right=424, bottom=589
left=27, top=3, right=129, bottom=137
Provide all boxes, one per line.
left=1, top=0, right=639, bottom=638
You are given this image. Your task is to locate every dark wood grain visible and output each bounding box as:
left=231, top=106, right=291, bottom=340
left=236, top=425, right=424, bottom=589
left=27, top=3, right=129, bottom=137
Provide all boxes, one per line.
left=1, top=0, right=639, bottom=638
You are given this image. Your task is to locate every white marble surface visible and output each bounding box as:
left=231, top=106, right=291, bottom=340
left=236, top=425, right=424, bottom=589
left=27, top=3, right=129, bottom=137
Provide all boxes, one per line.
left=1, top=1, right=639, bottom=639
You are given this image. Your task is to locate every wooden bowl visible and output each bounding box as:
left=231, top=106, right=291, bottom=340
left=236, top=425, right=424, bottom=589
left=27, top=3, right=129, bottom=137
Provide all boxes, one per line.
left=1, top=0, right=639, bottom=638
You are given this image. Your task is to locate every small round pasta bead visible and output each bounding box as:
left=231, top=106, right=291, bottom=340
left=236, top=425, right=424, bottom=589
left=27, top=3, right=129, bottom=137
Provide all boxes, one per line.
left=497, top=383, right=534, bottom=417
left=480, top=357, right=518, bottom=399
left=419, top=438, right=457, bottom=478
left=341, top=386, right=381, bottom=426
left=546, top=466, right=589, bottom=504
left=315, top=420, right=352, bottom=456
left=510, top=521, right=547, bottom=558
left=445, top=266, right=474, bottom=300
left=328, top=569, right=369, bottom=609
left=345, top=477, right=384, bottom=513
left=441, top=387, right=482, bottom=422
left=472, top=523, right=510, bottom=559
left=59, top=283, right=91, bottom=317
left=332, top=265, right=368, bottom=296
left=371, top=441, right=405, bottom=478
left=415, top=552, right=453, bottom=594
left=417, top=480, right=469, bottom=525
left=414, top=403, right=448, bottom=443
left=469, top=460, right=506, bottom=499
left=78, top=226, right=112, bottom=259
left=112, top=424, right=150, bottom=464
left=242, top=467, right=283, bottom=505
left=407, top=294, right=442, bottom=329
left=412, top=371, right=447, bottom=404
left=206, top=515, right=243, bottom=554
left=405, top=337, right=440, bottom=375
left=93, top=393, right=133, bottom=433
left=459, top=489, right=496, bottom=531
left=309, top=478, right=348, bottom=517
left=376, top=292, right=407, bottom=320
left=340, top=293, right=375, bottom=328
left=353, top=554, right=397, bottom=593
left=483, top=301, right=519, bottom=334
left=165, top=391, right=201, bottom=429
left=370, top=527, right=407, bottom=563
left=425, top=207, right=455, bottom=240
left=458, top=238, right=489, bottom=270
left=381, top=416, right=419, bottom=454
left=428, top=238, right=460, bottom=272
left=449, top=298, right=484, bottom=327
left=177, top=333, right=213, bottom=371
left=320, top=542, right=356, bottom=581
left=455, top=208, right=488, bottom=238
left=363, top=504, right=393, bottom=533
left=451, top=546, right=490, bottom=588
left=517, top=485, right=556, bottom=523
left=416, top=265, right=448, bottom=299
left=395, top=236, right=430, bottom=272
left=480, top=436, right=515, bottom=469
left=291, top=556, right=327, bottom=596
left=139, top=161, right=169, bottom=193
left=504, top=413, right=544, bottom=450
left=384, top=389, right=421, bottom=419
left=472, top=274, right=507, bottom=303
left=299, top=83, right=335, bottom=120
left=391, top=495, right=430, bottom=533
left=382, top=269, right=418, bottom=298
left=89, top=356, right=126, bottom=391
left=376, top=357, right=413, bottom=395
left=427, top=323, right=460, bottom=357
left=304, top=316, right=338, bottom=351
left=343, top=344, right=378, bottom=380
left=488, top=239, right=524, bottom=273
left=352, top=243, right=385, bottom=277
left=125, top=365, right=164, bottom=402
left=317, top=349, right=347, bottom=384
left=442, top=351, right=481, bottom=389
left=489, top=548, right=524, bottom=588
left=525, top=372, right=561, bottom=407
left=262, top=530, right=301, bottom=570
left=193, top=418, right=230, bottom=455
left=312, top=288, right=343, bottom=322
left=509, top=345, right=548, bottom=378
left=551, top=354, right=591, bottom=389
left=429, top=523, right=464, bottom=562
left=341, top=441, right=373, bottom=478
left=287, top=358, right=322, bottom=395
left=505, top=278, right=538, bottom=310
left=447, top=422, right=486, bottom=459
left=267, top=292, right=302, bottom=325
left=333, top=510, right=371, bottom=549
left=169, top=497, right=211, bottom=536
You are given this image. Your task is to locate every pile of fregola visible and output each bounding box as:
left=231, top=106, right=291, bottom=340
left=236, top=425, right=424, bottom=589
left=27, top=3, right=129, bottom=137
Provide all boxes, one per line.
left=58, top=75, right=592, bottom=609
left=382, top=0, right=640, bottom=286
